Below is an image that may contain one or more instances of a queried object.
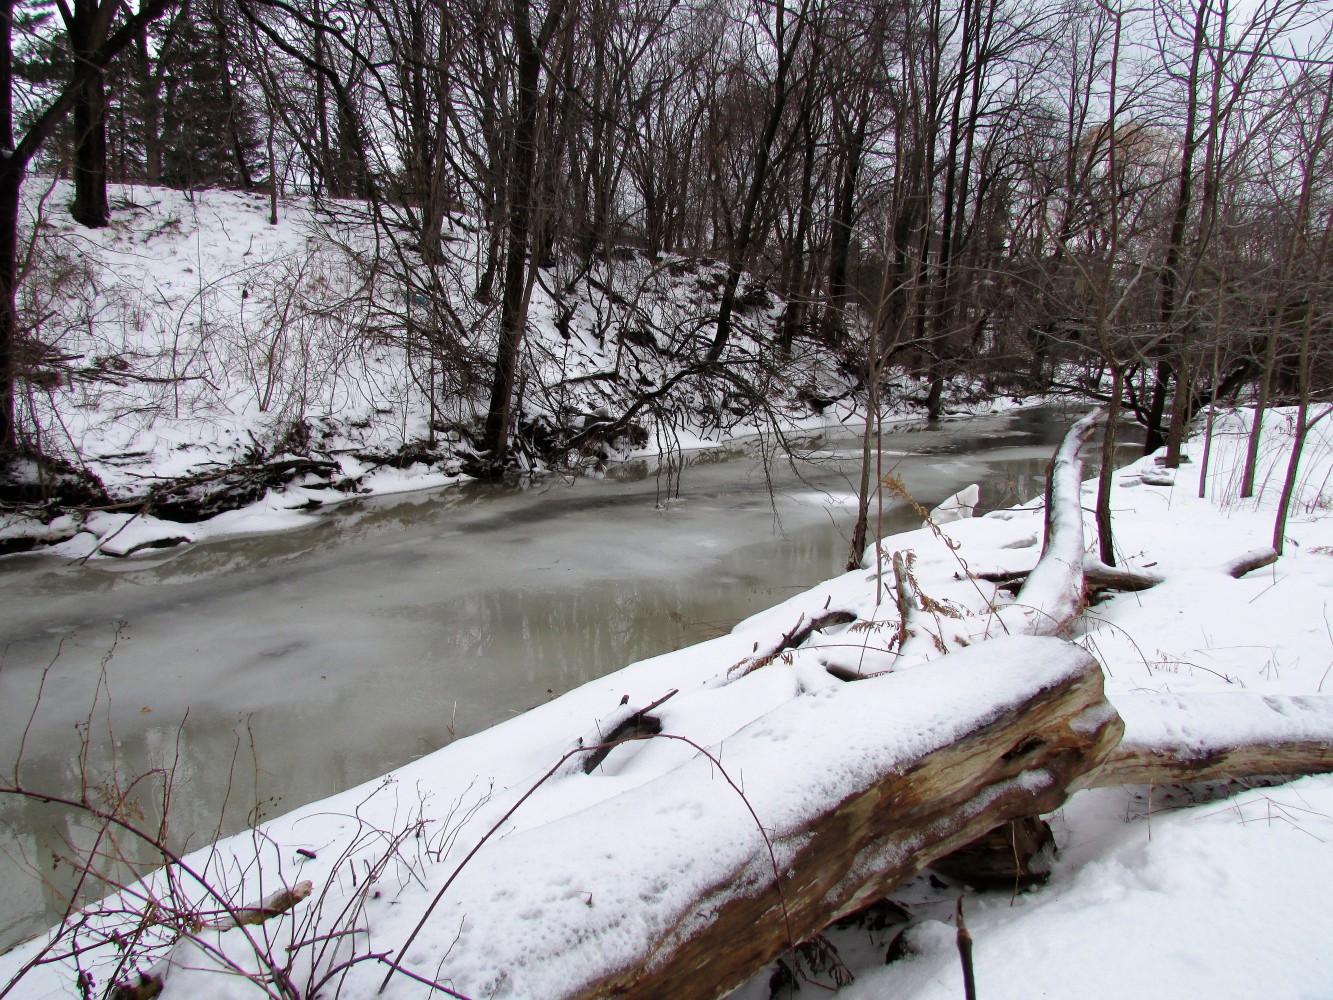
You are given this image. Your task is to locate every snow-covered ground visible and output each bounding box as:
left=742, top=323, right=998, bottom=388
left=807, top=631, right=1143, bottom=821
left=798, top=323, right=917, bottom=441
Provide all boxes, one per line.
left=2, top=405, right=1330, bottom=999
left=833, top=776, right=1333, bottom=1000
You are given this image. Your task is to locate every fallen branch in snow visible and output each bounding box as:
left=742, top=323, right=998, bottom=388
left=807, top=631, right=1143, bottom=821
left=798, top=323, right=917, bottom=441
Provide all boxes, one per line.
left=579, top=689, right=678, bottom=774
left=977, top=559, right=1162, bottom=597
left=1082, top=692, right=1333, bottom=787
left=728, top=609, right=858, bottom=678
left=974, top=569, right=1029, bottom=593
left=204, top=881, right=313, bottom=930
left=1082, top=559, right=1163, bottom=593
left=1220, top=547, right=1279, bottom=579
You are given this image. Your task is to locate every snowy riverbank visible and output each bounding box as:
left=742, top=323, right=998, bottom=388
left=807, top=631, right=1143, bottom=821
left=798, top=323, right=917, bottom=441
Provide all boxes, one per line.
left=2, top=406, right=1331, bottom=999
left=2, top=180, right=1036, bottom=560
left=0, top=390, right=1021, bottom=560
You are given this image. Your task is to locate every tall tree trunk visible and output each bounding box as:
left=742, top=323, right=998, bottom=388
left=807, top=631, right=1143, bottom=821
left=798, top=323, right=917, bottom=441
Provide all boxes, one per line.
left=480, top=0, right=546, bottom=471
left=778, top=112, right=817, bottom=356
left=0, top=0, right=14, bottom=454
left=0, top=0, right=179, bottom=460
left=213, top=12, right=254, bottom=190
left=1242, top=67, right=1333, bottom=498
left=1143, top=359, right=1171, bottom=454
left=1239, top=334, right=1274, bottom=498
left=1096, top=368, right=1122, bottom=565
left=135, top=23, right=164, bottom=185
left=1148, top=1, right=1209, bottom=459
left=705, top=0, right=807, bottom=362
left=826, top=103, right=867, bottom=333
left=0, top=164, right=18, bottom=455
left=847, top=310, right=881, bottom=570
left=1271, top=315, right=1314, bottom=557
left=71, top=53, right=110, bottom=227
left=311, top=0, right=333, bottom=197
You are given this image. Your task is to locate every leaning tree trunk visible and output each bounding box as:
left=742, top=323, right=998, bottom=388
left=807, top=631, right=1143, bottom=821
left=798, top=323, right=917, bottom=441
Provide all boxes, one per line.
left=1096, top=370, right=1122, bottom=565
left=704, top=0, right=804, bottom=362
left=987, top=409, right=1099, bottom=639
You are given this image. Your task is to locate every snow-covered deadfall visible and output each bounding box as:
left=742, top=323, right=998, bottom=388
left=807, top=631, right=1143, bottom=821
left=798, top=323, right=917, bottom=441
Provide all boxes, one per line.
left=2, top=405, right=1333, bottom=999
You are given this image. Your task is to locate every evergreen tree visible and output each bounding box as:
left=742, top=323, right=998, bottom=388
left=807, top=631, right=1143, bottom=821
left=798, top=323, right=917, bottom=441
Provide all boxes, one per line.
left=158, top=0, right=261, bottom=190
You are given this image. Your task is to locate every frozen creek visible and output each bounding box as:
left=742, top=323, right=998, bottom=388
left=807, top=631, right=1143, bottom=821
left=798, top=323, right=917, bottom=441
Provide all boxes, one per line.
left=0, top=406, right=1124, bottom=950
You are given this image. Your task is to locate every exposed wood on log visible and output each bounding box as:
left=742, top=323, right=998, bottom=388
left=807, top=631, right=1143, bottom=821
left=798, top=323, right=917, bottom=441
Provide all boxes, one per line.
left=522, top=639, right=1122, bottom=1000
left=823, top=662, right=885, bottom=683
left=561, top=690, right=679, bottom=776
left=1082, top=692, right=1333, bottom=787
left=979, top=560, right=1161, bottom=596
left=1220, top=547, right=1279, bottom=579
left=932, top=816, right=1055, bottom=888
left=579, top=689, right=677, bottom=774
left=975, top=569, right=1029, bottom=591
left=785, top=610, right=857, bottom=651
left=1092, top=739, right=1333, bottom=787
left=581, top=713, right=663, bottom=774
left=1083, top=559, right=1163, bottom=593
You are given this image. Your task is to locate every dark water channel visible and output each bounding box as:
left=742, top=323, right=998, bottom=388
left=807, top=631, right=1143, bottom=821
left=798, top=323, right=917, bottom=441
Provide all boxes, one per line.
left=0, top=405, right=1127, bottom=950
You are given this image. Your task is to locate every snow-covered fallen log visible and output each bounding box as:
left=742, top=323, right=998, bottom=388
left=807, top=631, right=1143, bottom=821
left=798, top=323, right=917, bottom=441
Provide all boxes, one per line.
left=367, top=636, right=1120, bottom=1000
left=1219, top=547, right=1279, bottom=579
left=1082, top=558, right=1163, bottom=593
left=1085, top=692, right=1333, bottom=787
left=985, top=409, right=1099, bottom=639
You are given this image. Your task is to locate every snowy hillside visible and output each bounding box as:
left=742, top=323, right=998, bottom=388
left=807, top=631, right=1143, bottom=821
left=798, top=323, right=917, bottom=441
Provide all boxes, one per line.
left=1, top=179, right=1026, bottom=559
left=2, top=180, right=888, bottom=555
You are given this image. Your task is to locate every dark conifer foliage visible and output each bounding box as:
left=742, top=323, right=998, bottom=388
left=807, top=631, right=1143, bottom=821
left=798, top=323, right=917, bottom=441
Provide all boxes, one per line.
left=157, top=0, right=262, bottom=189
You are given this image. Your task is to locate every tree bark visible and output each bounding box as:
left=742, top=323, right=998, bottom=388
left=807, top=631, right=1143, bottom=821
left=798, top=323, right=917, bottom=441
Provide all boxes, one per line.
left=0, top=0, right=180, bottom=459
left=70, top=78, right=111, bottom=228
left=68, top=0, right=116, bottom=228
left=0, top=164, right=18, bottom=455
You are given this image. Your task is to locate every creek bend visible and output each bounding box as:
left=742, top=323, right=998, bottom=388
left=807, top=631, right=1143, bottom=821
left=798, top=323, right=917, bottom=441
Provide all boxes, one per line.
left=0, top=405, right=1122, bottom=949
